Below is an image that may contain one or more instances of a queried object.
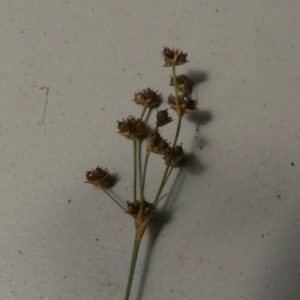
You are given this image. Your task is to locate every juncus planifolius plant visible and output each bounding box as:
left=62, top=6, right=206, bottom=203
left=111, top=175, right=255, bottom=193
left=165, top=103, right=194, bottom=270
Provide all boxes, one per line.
left=85, top=47, right=198, bottom=300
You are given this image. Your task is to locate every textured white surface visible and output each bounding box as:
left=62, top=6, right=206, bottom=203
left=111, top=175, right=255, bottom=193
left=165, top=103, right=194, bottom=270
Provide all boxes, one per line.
left=1, top=1, right=300, bottom=299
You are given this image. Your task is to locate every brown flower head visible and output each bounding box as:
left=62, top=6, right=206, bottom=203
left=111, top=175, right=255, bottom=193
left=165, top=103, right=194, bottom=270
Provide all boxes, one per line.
left=167, top=94, right=198, bottom=116
left=133, top=88, right=160, bottom=108
left=146, top=131, right=170, bottom=154
left=117, top=116, right=147, bottom=138
left=125, top=200, right=156, bottom=218
left=162, top=47, right=188, bottom=67
left=85, top=167, right=112, bottom=188
left=156, top=109, right=173, bottom=127
left=161, top=144, right=185, bottom=167
left=170, top=74, right=191, bottom=93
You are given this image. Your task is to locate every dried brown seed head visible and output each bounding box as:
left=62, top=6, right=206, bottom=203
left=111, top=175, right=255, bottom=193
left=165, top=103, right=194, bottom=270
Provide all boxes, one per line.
left=161, top=144, right=185, bottom=167
left=170, top=74, right=191, bottom=93
left=117, top=116, right=147, bottom=138
left=156, top=109, right=173, bottom=127
left=162, top=47, right=188, bottom=67
left=133, top=88, right=160, bottom=108
left=85, top=167, right=112, bottom=188
left=146, top=131, right=170, bottom=154
left=125, top=200, right=156, bottom=218
left=167, top=94, right=198, bottom=116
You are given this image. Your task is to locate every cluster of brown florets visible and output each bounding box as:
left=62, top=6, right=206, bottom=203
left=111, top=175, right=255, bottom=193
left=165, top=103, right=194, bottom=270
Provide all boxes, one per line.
left=146, top=131, right=184, bottom=166
left=133, top=88, right=160, bottom=108
left=125, top=200, right=156, bottom=218
left=117, top=116, right=147, bottom=138
left=85, top=47, right=197, bottom=212
left=85, top=167, right=112, bottom=188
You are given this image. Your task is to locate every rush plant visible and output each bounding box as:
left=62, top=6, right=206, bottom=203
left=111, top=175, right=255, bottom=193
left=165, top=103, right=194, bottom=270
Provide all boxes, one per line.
left=85, top=47, right=198, bottom=300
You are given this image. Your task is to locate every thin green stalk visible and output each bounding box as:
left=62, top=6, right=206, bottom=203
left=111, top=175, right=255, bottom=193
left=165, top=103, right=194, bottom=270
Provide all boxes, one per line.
left=140, top=104, right=148, bottom=120
left=153, top=116, right=182, bottom=205
left=124, top=237, right=141, bottom=300
left=165, top=166, right=174, bottom=184
left=133, top=138, right=138, bottom=203
left=140, top=151, right=150, bottom=204
left=172, top=64, right=180, bottom=102
left=102, top=188, right=126, bottom=210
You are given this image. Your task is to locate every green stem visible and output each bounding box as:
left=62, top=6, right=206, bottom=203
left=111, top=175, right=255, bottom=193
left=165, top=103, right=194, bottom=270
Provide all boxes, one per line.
left=140, top=152, right=150, bottom=205
left=165, top=166, right=174, bottom=184
left=140, top=105, right=148, bottom=120
left=124, top=237, right=141, bottom=300
left=133, top=138, right=138, bottom=203
left=153, top=116, right=182, bottom=205
left=172, top=64, right=180, bottom=101
left=102, top=188, right=126, bottom=210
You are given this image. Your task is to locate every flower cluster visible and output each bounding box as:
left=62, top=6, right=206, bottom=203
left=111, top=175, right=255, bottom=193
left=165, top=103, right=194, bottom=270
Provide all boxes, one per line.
left=133, top=88, right=160, bottom=108
left=125, top=200, right=156, bottom=218
left=117, top=116, right=147, bottom=138
left=146, top=131, right=184, bottom=167
left=167, top=94, right=198, bottom=115
left=85, top=167, right=112, bottom=188
left=162, top=47, right=188, bottom=67
left=156, top=109, right=172, bottom=127
left=170, top=74, right=191, bottom=93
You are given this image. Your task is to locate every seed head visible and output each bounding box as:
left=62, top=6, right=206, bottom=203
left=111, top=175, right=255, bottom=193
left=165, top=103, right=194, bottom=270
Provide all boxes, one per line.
left=161, top=144, right=185, bottom=167
left=133, top=88, right=160, bottom=108
left=156, top=109, right=173, bottom=127
left=167, top=94, right=198, bottom=116
left=117, top=116, right=147, bottom=138
left=162, top=47, right=188, bottom=67
left=85, top=167, right=112, bottom=188
left=146, top=131, right=170, bottom=154
left=170, top=74, right=191, bottom=93
left=125, top=200, right=156, bottom=218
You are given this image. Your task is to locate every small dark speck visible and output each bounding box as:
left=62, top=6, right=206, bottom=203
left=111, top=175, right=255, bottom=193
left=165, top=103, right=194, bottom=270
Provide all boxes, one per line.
left=122, top=68, right=125, bottom=71
left=96, top=238, right=99, bottom=241
left=216, top=9, right=219, bottom=12
left=196, top=129, right=199, bottom=132
left=243, top=80, right=245, bottom=83
left=63, top=275, right=66, bottom=278
left=291, top=162, right=295, bottom=166
left=262, top=234, right=264, bottom=238
left=44, top=32, right=47, bottom=35
left=18, top=250, right=23, bottom=254
left=20, top=31, right=24, bottom=34
left=200, top=146, right=203, bottom=149
left=170, top=290, right=173, bottom=292
left=68, top=199, right=71, bottom=203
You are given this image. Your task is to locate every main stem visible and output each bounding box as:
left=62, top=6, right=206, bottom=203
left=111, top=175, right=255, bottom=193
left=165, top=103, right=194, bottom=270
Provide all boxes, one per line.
left=124, top=237, right=141, bottom=300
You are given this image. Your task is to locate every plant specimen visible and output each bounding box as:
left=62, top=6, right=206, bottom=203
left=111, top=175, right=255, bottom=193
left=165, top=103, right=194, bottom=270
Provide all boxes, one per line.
left=85, top=47, right=198, bottom=300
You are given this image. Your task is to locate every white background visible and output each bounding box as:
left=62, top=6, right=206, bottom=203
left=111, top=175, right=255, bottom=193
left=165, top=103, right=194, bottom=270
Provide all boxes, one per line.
left=1, top=1, right=300, bottom=299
